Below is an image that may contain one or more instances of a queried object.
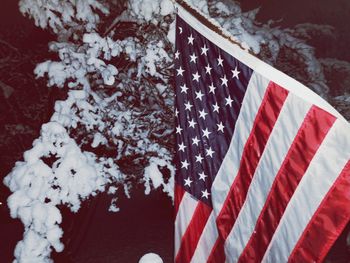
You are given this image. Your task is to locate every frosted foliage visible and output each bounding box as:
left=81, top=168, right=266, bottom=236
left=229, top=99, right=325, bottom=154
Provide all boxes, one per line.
left=128, top=0, right=174, bottom=22
left=19, top=0, right=109, bottom=33
left=4, top=122, right=108, bottom=262
left=160, top=0, right=175, bottom=16
left=143, top=41, right=172, bottom=76
left=183, top=0, right=209, bottom=14
left=167, top=19, right=176, bottom=44
left=34, top=33, right=122, bottom=88
left=144, top=157, right=175, bottom=199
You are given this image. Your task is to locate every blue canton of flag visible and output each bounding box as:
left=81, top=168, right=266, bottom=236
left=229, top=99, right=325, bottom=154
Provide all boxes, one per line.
left=175, top=15, right=253, bottom=205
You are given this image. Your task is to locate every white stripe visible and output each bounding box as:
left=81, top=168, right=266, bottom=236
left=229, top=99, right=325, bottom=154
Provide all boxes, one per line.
left=211, top=72, right=269, bottom=215
left=177, top=5, right=345, bottom=121
left=224, top=93, right=311, bottom=262
left=174, top=192, right=198, bottom=256
left=190, top=212, right=218, bottom=263
left=262, top=119, right=350, bottom=263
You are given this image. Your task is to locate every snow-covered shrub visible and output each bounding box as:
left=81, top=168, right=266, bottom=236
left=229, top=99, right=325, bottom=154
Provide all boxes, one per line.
left=128, top=0, right=174, bottom=22
left=5, top=0, right=349, bottom=261
left=7, top=0, right=176, bottom=261
left=4, top=122, right=110, bottom=262
left=19, top=0, right=109, bottom=34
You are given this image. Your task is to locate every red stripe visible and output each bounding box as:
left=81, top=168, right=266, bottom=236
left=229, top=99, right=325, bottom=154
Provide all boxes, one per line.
left=210, top=82, right=289, bottom=260
left=237, top=106, right=336, bottom=263
left=288, top=160, right=350, bottom=263
left=175, top=183, right=185, bottom=217
left=175, top=202, right=212, bottom=263
left=207, top=238, right=226, bottom=263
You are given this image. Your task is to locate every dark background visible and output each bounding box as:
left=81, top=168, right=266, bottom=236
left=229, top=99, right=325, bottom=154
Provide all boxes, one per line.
left=0, top=0, right=349, bottom=262
left=240, top=0, right=350, bottom=62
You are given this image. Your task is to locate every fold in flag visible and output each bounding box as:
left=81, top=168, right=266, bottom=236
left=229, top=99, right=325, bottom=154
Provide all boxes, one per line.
left=174, top=2, right=350, bottom=263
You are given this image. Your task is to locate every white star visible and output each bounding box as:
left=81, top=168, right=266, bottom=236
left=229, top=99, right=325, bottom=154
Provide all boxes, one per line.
left=206, top=147, right=215, bottom=157
left=232, top=66, right=240, bottom=79
left=195, top=90, right=204, bottom=101
left=199, top=171, right=207, bottom=181
left=209, top=83, right=216, bottom=94
left=180, top=84, right=188, bottom=94
left=176, top=66, right=184, bottom=76
left=192, top=71, right=200, bottom=82
left=179, top=27, right=183, bottom=34
left=205, top=64, right=212, bottom=75
left=175, top=108, right=179, bottom=117
left=217, top=55, right=223, bottom=67
left=202, top=128, right=211, bottom=138
left=176, top=125, right=182, bottom=134
left=184, top=177, right=192, bottom=187
left=188, top=119, right=197, bottom=128
left=221, top=75, right=228, bottom=87
left=184, top=101, right=193, bottom=111
left=178, top=142, right=186, bottom=152
left=199, top=109, right=208, bottom=119
left=195, top=154, right=203, bottom=163
left=201, top=189, right=210, bottom=199
left=217, top=122, right=224, bottom=133
left=190, top=53, right=197, bottom=63
left=175, top=50, right=180, bottom=59
left=181, top=160, right=190, bottom=169
left=225, top=95, right=234, bottom=107
left=188, top=34, right=194, bottom=45
left=201, top=45, right=209, bottom=56
left=192, top=136, right=200, bottom=146
left=213, top=102, right=220, bottom=113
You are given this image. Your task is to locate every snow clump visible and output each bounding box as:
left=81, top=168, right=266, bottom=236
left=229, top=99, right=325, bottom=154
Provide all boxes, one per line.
left=139, top=253, right=163, bottom=263
left=4, top=121, right=108, bottom=262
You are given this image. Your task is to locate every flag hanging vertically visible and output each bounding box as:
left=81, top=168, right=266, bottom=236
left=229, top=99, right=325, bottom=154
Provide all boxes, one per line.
left=174, top=2, right=350, bottom=263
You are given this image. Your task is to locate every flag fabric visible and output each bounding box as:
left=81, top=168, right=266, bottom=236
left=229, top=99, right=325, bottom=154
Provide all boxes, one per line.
left=174, top=3, right=350, bottom=263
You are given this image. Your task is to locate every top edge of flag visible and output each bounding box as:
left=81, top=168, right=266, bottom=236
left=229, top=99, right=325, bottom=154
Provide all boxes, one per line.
left=175, top=2, right=347, bottom=123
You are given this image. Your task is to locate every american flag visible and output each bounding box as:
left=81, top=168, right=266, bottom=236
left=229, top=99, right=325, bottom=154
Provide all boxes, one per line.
left=174, top=4, right=350, bottom=263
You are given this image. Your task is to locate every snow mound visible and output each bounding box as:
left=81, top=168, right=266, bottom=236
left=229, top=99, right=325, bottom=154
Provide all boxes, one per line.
left=139, top=253, right=163, bottom=263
